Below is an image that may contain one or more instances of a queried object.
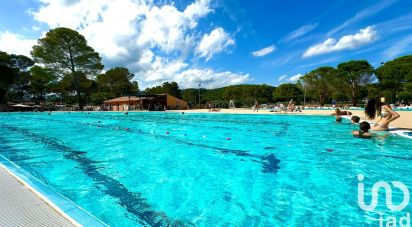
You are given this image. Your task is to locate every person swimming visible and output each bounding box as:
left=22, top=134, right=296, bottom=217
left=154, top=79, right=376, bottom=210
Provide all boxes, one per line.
left=352, top=121, right=372, bottom=138
left=365, top=97, right=400, bottom=131
left=351, top=116, right=360, bottom=124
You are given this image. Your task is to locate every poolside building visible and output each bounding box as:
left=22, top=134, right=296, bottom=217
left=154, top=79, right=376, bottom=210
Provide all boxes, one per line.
left=104, top=94, right=187, bottom=111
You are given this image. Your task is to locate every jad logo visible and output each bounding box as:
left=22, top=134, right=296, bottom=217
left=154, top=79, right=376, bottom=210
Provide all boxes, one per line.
left=358, top=174, right=411, bottom=227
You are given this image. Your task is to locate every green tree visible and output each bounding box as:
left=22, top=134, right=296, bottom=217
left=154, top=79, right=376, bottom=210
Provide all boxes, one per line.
left=337, top=60, right=374, bottom=106
left=272, top=83, right=302, bottom=103
left=31, top=27, right=104, bottom=109
left=162, top=82, right=181, bottom=98
left=0, top=51, right=15, bottom=102
left=30, top=66, right=56, bottom=100
left=376, top=55, right=412, bottom=103
left=96, top=67, right=138, bottom=97
left=363, top=83, right=380, bottom=99
left=11, top=55, right=35, bottom=100
left=301, top=66, right=336, bottom=106
left=182, top=88, right=198, bottom=104
left=145, top=82, right=181, bottom=98
left=256, top=84, right=275, bottom=103
left=0, top=52, right=34, bottom=102
left=9, top=54, right=34, bottom=71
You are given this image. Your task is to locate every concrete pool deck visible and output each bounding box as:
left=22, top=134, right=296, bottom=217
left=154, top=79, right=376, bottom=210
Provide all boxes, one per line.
left=0, top=165, right=75, bottom=227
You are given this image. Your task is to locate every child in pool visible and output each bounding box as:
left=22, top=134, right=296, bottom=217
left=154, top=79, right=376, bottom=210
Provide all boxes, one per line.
left=352, top=121, right=372, bottom=138
left=351, top=116, right=360, bottom=124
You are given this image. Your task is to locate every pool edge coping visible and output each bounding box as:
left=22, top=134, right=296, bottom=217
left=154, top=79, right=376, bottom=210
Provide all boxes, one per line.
left=0, top=154, right=108, bottom=227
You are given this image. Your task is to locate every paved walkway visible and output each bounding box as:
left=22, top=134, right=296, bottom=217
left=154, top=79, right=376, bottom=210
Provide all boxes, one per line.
left=0, top=165, right=74, bottom=227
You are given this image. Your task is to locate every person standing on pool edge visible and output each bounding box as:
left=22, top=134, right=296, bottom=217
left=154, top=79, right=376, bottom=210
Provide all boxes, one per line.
left=254, top=99, right=259, bottom=112
left=365, top=97, right=400, bottom=131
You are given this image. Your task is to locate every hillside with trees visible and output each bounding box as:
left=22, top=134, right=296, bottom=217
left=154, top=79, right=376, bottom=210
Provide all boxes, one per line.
left=0, top=27, right=411, bottom=110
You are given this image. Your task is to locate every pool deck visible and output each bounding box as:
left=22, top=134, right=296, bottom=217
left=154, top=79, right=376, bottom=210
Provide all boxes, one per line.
left=0, top=165, right=75, bottom=227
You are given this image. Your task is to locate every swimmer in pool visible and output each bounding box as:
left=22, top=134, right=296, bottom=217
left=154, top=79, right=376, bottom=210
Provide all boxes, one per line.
left=351, top=116, right=360, bottom=124
left=365, top=97, right=400, bottom=131
left=352, top=121, right=372, bottom=138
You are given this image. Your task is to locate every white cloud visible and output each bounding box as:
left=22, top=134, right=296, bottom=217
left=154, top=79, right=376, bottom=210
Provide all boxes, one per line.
left=134, top=55, right=250, bottom=89
left=196, top=27, right=235, bottom=61
left=0, top=31, right=37, bottom=56
left=278, top=75, right=287, bottom=81
left=32, top=25, right=41, bottom=31
left=26, top=0, right=246, bottom=88
left=327, top=0, right=396, bottom=36
left=33, top=0, right=144, bottom=59
left=183, top=0, right=213, bottom=26
left=31, top=0, right=214, bottom=60
left=383, top=33, right=412, bottom=59
left=289, top=73, right=302, bottom=82
left=136, top=2, right=210, bottom=53
left=252, top=44, right=276, bottom=57
left=303, top=26, right=378, bottom=58
left=281, top=23, right=318, bottom=42
left=175, top=68, right=250, bottom=89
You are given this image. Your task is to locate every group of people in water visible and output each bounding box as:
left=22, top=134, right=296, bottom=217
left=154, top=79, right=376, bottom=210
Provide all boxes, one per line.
left=202, top=97, right=401, bottom=140
left=333, top=97, right=400, bottom=138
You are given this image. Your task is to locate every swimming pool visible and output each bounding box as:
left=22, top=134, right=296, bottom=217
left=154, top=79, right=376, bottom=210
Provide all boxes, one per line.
left=0, top=112, right=411, bottom=226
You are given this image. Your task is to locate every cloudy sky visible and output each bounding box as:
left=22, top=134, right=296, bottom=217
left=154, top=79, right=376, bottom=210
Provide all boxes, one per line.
left=0, top=0, right=411, bottom=89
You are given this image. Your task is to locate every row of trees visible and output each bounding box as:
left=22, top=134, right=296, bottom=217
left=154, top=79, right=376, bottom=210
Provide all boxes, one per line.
left=1, top=27, right=411, bottom=109
left=177, top=57, right=412, bottom=107
left=298, top=57, right=412, bottom=106
left=1, top=28, right=138, bottom=109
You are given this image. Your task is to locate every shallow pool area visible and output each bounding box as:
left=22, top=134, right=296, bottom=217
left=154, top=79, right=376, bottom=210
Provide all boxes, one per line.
left=0, top=112, right=411, bottom=226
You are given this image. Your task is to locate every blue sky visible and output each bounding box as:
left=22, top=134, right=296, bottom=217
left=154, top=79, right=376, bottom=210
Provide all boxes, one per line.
left=1, top=0, right=412, bottom=89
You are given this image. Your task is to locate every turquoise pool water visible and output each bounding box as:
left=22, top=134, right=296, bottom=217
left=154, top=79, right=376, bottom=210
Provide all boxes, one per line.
left=0, top=112, right=411, bottom=226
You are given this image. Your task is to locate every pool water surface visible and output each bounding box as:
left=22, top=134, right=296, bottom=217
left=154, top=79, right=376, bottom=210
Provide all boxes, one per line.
left=0, top=112, right=411, bottom=226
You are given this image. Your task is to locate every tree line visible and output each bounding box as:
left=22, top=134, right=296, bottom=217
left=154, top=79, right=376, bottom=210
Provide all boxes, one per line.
left=1, top=27, right=411, bottom=110
left=1, top=28, right=138, bottom=109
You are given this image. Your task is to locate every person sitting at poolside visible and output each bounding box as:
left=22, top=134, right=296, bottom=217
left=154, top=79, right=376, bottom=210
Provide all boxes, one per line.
left=331, top=108, right=352, bottom=116
left=352, top=121, right=372, bottom=138
left=365, top=97, right=400, bottom=131
left=351, top=116, right=360, bottom=124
